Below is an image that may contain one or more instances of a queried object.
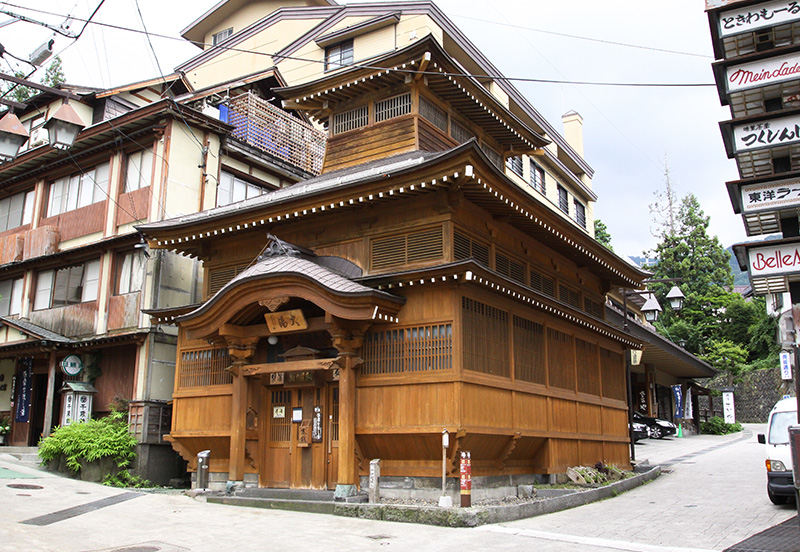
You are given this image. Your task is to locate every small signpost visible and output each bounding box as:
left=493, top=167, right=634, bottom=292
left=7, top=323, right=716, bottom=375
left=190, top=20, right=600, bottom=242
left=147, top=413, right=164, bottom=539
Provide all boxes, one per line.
left=438, top=430, right=451, bottom=508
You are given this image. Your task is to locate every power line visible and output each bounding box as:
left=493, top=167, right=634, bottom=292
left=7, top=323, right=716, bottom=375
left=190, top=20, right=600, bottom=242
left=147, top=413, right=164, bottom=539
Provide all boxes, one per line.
left=0, top=2, right=716, bottom=88
left=449, top=13, right=713, bottom=59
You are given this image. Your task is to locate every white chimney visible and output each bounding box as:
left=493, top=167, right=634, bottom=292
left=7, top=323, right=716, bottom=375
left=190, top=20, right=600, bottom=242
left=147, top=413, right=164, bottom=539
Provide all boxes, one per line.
left=562, top=110, right=584, bottom=158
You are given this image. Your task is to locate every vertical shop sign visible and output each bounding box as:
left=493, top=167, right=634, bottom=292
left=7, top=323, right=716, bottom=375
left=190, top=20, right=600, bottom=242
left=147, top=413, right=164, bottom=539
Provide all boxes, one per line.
left=14, top=358, right=32, bottom=423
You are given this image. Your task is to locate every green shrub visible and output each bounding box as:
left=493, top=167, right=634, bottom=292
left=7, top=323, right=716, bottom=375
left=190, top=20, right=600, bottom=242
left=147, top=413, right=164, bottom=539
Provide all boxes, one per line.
left=38, top=410, right=137, bottom=472
left=103, top=469, right=152, bottom=488
left=701, top=416, right=743, bottom=435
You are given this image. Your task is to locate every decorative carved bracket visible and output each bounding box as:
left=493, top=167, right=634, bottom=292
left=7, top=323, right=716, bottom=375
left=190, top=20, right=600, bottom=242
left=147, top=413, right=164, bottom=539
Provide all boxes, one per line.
left=259, top=296, right=290, bottom=312
left=495, top=432, right=521, bottom=471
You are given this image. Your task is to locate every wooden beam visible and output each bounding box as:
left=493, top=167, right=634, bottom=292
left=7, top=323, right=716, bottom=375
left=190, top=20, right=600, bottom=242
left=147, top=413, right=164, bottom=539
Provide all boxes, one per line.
left=415, top=52, right=431, bottom=81
left=241, top=357, right=340, bottom=376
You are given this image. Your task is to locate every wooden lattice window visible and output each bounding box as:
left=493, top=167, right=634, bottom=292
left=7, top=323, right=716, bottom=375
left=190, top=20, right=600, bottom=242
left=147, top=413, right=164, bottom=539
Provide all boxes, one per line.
left=495, top=252, right=525, bottom=284
left=331, top=387, right=339, bottom=442
left=547, top=328, right=575, bottom=391
left=513, top=316, right=545, bottom=384
left=179, top=348, right=232, bottom=388
left=530, top=269, right=555, bottom=298
left=371, top=227, right=443, bottom=270
left=462, top=297, right=509, bottom=377
left=269, top=389, right=292, bottom=442
left=208, top=263, right=250, bottom=296
left=584, top=297, right=604, bottom=319
left=559, top=284, right=581, bottom=309
left=576, top=338, right=600, bottom=396
left=419, top=95, right=448, bottom=133
left=454, top=230, right=490, bottom=267
left=333, top=105, right=368, bottom=134
left=451, top=120, right=474, bottom=144
left=600, top=348, right=626, bottom=401
left=362, top=324, right=453, bottom=375
left=375, top=93, right=412, bottom=123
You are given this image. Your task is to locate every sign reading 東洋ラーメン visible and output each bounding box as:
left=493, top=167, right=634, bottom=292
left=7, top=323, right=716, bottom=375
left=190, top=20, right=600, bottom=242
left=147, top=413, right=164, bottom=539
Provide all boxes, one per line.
left=748, top=243, right=800, bottom=277
left=726, top=52, right=800, bottom=93
left=741, top=179, right=800, bottom=212
left=718, top=0, right=800, bottom=37
left=734, top=115, right=800, bottom=152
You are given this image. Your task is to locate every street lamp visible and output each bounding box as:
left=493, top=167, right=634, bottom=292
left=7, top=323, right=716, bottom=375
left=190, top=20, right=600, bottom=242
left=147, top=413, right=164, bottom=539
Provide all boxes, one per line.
left=666, top=285, right=685, bottom=311
left=43, top=101, right=85, bottom=150
left=641, top=292, right=663, bottom=322
left=0, top=111, right=29, bottom=161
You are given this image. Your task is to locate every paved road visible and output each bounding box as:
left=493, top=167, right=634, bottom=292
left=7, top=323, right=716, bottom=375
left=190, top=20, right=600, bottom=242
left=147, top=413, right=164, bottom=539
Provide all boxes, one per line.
left=0, top=423, right=795, bottom=552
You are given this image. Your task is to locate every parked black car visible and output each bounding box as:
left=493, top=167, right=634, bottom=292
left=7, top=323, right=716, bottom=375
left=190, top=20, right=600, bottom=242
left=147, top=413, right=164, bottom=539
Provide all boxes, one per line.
left=633, top=411, right=677, bottom=439
left=631, top=421, right=649, bottom=442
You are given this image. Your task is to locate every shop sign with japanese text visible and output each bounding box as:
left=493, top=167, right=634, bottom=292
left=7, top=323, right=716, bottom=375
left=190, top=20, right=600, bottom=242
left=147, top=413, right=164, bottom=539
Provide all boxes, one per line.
left=741, top=179, right=800, bottom=211
left=726, top=52, right=800, bottom=92
left=264, top=309, right=308, bottom=333
left=719, top=0, right=800, bottom=37
left=734, top=114, right=800, bottom=152
left=748, top=242, right=800, bottom=277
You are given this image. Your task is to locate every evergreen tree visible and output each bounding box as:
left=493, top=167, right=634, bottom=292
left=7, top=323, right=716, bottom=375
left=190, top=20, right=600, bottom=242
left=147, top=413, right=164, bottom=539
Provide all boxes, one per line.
left=647, top=194, right=734, bottom=355
left=594, top=219, right=613, bottom=251
left=42, top=56, right=65, bottom=89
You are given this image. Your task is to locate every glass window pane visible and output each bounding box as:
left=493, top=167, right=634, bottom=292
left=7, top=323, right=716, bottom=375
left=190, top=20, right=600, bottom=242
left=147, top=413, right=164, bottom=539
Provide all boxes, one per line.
left=7, top=193, right=23, bottom=230
left=34, top=270, right=53, bottom=310
left=126, top=151, right=142, bottom=192
left=232, top=177, right=246, bottom=203
left=65, top=175, right=80, bottom=212
left=48, top=178, right=65, bottom=217
left=9, top=278, right=23, bottom=315
left=0, top=198, right=10, bottom=232
left=217, top=172, right=233, bottom=207
left=140, top=149, right=154, bottom=188
left=118, top=253, right=133, bottom=294
left=81, top=260, right=100, bottom=302
left=78, top=172, right=94, bottom=208
left=53, top=266, right=73, bottom=306
left=129, top=252, right=145, bottom=293
left=22, top=191, right=34, bottom=225
left=93, top=162, right=110, bottom=203
left=0, top=280, right=12, bottom=316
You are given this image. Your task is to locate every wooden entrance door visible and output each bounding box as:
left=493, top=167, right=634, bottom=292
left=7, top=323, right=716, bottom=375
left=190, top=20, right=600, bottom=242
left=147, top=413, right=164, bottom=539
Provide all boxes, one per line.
left=262, top=384, right=339, bottom=489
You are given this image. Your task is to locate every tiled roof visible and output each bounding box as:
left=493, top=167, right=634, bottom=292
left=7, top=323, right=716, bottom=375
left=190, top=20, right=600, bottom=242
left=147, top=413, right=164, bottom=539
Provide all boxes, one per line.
left=0, top=317, right=76, bottom=344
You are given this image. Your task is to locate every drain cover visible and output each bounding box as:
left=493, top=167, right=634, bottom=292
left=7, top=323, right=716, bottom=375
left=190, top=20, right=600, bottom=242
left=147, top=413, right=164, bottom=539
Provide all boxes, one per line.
left=8, top=484, right=43, bottom=490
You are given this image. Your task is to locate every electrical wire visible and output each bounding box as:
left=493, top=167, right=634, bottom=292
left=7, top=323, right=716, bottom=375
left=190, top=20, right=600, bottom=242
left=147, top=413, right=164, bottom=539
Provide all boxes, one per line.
left=0, top=2, right=716, bottom=88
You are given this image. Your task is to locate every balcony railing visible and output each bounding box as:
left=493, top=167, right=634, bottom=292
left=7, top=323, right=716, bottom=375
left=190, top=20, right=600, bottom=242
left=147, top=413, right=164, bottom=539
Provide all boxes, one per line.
left=224, top=92, right=326, bottom=176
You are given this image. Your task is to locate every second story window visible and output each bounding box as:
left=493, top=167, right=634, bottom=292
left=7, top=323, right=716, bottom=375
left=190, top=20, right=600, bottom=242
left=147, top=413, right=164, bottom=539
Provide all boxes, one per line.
left=557, top=184, right=569, bottom=214
left=530, top=162, right=545, bottom=194
left=116, top=250, right=146, bottom=295
left=506, top=156, right=523, bottom=177
left=47, top=162, right=110, bottom=217
left=212, top=27, right=233, bottom=46
left=325, top=39, right=354, bottom=71
left=0, top=277, right=23, bottom=316
left=124, top=149, right=154, bottom=193
left=217, top=171, right=268, bottom=207
left=574, top=199, right=586, bottom=228
left=0, top=190, right=34, bottom=232
left=34, top=259, right=100, bottom=309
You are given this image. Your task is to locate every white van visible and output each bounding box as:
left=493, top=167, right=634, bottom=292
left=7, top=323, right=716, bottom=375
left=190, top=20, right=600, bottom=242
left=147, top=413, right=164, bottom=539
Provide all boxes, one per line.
left=757, top=397, right=797, bottom=504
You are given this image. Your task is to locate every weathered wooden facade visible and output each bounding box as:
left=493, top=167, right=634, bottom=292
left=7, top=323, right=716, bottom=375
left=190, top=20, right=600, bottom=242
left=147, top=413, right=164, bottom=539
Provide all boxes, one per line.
left=140, top=20, right=647, bottom=495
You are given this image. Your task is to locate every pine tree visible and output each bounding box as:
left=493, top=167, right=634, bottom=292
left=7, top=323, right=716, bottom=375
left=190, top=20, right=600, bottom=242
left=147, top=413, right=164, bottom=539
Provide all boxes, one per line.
left=594, top=219, right=613, bottom=251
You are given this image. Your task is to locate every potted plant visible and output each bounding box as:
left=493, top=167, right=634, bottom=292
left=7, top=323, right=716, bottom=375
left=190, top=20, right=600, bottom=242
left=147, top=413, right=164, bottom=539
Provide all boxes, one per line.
left=0, top=414, right=10, bottom=445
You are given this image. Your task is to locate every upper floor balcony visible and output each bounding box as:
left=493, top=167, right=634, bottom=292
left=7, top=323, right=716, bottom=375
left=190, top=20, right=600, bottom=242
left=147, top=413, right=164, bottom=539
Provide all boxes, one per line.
left=222, top=92, right=326, bottom=177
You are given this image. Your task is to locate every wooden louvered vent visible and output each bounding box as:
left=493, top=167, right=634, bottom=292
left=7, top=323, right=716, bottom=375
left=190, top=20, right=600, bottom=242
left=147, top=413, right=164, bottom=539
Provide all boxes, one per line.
left=495, top=252, right=525, bottom=284
left=371, top=227, right=443, bottom=270
left=207, top=263, right=250, bottom=296
left=530, top=269, right=555, bottom=298
left=453, top=230, right=490, bottom=267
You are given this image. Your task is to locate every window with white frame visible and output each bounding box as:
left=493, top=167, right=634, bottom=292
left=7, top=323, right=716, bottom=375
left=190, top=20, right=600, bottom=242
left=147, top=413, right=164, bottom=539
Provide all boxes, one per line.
left=557, top=184, right=569, bottom=214
left=124, top=149, right=154, bottom=193
left=506, top=156, right=523, bottom=177
left=325, top=39, right=354, bottom=70
left=0, top=277, right=23, bottom=317
left=116, top=250, right=146, bottom=295
left=212, top=27, right=233, bottom=46
left=47, top=162, right=110, bottom=217
left=530, top=162, right=545, bottom=194
left=217, top=171, right=269, bottom=207
left=0, top=190, right=34, bottom=232
left=574, top=199, right=586, bottom=228
left=34, top=259, right=100, bottom=309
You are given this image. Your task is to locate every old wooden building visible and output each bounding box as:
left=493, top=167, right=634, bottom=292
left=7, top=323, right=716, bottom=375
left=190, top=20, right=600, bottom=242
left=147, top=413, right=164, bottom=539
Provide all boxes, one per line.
left=140, top=8, right=648, bottom=496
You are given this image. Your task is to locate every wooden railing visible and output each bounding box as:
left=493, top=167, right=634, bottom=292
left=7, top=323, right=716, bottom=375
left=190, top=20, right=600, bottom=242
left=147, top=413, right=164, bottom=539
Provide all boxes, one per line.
left=225, top=92, right=326, bottom=176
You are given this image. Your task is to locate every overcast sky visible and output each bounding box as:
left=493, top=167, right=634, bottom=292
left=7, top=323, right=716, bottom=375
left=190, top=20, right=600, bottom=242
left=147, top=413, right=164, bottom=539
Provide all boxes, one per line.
left=1, top=0, right=742, bottom=260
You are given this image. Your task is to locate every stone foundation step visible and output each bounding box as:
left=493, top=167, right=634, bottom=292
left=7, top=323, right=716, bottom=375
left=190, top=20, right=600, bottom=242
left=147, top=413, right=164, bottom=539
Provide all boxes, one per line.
left=0, top=446, right=41, bottom=466
left=235, top=488, right=337, bottom=501
left=208, top=496, right=337, bottom=515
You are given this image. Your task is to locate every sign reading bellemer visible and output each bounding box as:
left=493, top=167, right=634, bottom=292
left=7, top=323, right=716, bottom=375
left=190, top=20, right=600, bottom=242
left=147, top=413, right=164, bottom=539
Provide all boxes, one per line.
left=719, top=1, right=800, bottom=38
left=748, top=243, right=800, bottom=276
left=727, top=52, right=800, bottom=92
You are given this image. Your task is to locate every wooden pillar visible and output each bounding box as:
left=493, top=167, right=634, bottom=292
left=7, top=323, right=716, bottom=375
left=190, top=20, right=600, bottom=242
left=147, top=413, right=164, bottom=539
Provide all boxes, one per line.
left=42, top=351, right=57, bottom=438
left=329, top=321, right=367, bottom=499
left=226, top=336, right=259, bottom=484
left=644, top=363, right=656, bottom=416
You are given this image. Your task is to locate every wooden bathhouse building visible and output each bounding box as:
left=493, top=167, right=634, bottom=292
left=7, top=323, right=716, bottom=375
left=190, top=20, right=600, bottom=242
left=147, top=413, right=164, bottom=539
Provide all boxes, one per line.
left=139, top=0, right=649, bottom=497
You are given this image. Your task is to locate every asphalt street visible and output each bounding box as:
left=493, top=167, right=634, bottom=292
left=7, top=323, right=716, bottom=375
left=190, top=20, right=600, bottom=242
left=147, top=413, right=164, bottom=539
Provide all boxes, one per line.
left=0, top=423, right=794, bottom=552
